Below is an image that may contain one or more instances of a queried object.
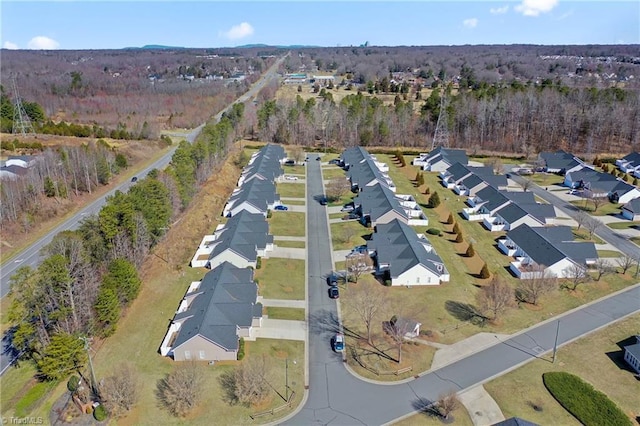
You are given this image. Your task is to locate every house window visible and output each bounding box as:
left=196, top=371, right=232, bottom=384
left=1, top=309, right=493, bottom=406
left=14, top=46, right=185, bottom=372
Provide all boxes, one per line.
left=416, top=276, right=420, bottom=284
left=199, top=350, right=205, bottom=360
left=184, top=350, right=191, bottom=360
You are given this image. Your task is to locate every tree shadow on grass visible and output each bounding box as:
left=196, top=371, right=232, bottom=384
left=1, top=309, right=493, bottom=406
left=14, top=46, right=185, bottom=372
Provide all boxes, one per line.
left=308, top=309, right=364, bottom=341
left=444, top=300, right=487, bottom=326
left=412, top=397, right=440, bottom=417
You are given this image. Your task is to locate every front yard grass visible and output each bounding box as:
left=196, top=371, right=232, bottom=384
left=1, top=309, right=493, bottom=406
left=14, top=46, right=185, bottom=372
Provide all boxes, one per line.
left=608, top=221, right=639, bottom=229
left=321, top=166, right=348, bottom=180
left=265, top=307, right=306, bottom=321
left=392, top=403, right=474, bottom=426
left=597, top=249, right=622, bottom=258
left=528, top=173, right=563, bottom=187
left=274, top=240, right=306, bottom=249
left=484, top=313, right=640, bottom=426
left=330, top=221, right=371, bottom=250
left=268, top=211, right=305, bottom=237
left=282, top=164, right=306, bottom=175
left=276, top=182, right=306, bottom=198
left=255, top=258, right=305, bottom=300
left=569, top=199, right=622, bottom=216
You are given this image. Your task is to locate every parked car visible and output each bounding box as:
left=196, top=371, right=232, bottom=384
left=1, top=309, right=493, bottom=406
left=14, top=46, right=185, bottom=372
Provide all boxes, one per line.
left=284, top=175, right=298, bottom=181
left=326, top=272, right=339, bottom=286
left=319, top=197, right=327, bottom=205
left=341, top=205, right=354, bottom=212
left=352, top=245, right=368, bottom=254
left=131, top=176, right=138, bottom=182
left=332, top=333, right=345, bottom=352
left=328, top=285, right=339, bottom=299
left=274, top=205, right=289, bottom=211
left=328, top=159, right=340, bottom=165
left=347, top=213, right=359, bottom=220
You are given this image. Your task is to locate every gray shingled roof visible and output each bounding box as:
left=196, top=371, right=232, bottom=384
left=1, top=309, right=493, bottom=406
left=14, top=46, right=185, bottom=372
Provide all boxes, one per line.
left=208, top=210, right=272, bottom=264
left=623, top=198, right=640, bottom=214
left=620, top=152, right=640, bottom=166
left=228, top=178, right=279, bottom=212
left=369, top=218, right=447, bottom=277
left=507, top=225, right=597, bottom=267
left=354, top=184, right=407, bottom=223
left=427, top=146, right=468, bottom=167
left=540, top=150, right=582, bottom=172
left=172, top=262, right=260, bottom=351
left=492, top=417, right=540, bottom=426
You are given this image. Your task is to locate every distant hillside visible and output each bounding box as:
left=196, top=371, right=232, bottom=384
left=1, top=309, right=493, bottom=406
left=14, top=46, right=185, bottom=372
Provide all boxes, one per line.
left=124, top=44, right=186, bottom=50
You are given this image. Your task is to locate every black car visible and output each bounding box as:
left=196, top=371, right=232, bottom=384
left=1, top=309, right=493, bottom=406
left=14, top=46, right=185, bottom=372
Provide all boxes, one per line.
left=328, top=286, right=339, bottom=299
left=131, top=176, right=138, bottom=182
left=326, top=273, right=338, bottom=286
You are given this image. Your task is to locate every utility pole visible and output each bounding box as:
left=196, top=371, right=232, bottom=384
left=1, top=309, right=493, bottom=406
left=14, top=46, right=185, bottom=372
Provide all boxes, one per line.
left=11, top=76, right=35, bottom=136
left=285, top=358, right=289, bottom=401
left=552, top=320, right=560, bottom=363
left=431, top=86, right=450, bottom=150
left=80, top=336, right=98, bottom=396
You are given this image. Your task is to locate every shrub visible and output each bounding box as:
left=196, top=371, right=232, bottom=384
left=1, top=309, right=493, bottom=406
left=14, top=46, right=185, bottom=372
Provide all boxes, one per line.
left=426, top=228, right=441, bottom=236
left=466, top=243, right=475, bottom=257
left=67, top=376, right=81, bottom=392
left=424, top=186, right=430, bottom=195
left=452, top=222, right=460, bottom=234
left=428, top=191, right=441, bottom=208
left=384, top=279, right=392, bottom=286
left=542, top=372, right=632, bottom=426
left=447, top=213, right=454, bottom=224
left=455, top=232, right=464, bottom=243
left=255, top=257, right=262, bottom=269
left=479, top=263, right=491, bottom=279
left=237, top=338, right=245, bottom=360
left=267, top=210, right=272, bottom=218
left=93, top=404, right=108, bottom=421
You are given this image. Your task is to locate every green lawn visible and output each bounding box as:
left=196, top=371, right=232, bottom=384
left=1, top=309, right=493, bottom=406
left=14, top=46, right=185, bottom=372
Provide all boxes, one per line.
left=265, top=307, right=306, bottom=321
left=268, top=211, right=305, bottom=237
left=607, top=221, right=639, bottom=230
left=282, top=165, right=306, bottom=175
left=276, top=182, right=306, bottom=198
left=255, top=258, right=305, bottom=300
left=569, top=200, right=622, bottom=216
left=283, top=199, right=306, bottom=205
left=330, top=221, right=371, bottom=250
left=485, top=313, right=640, bottom=426
left=274, top=240, right=306, bottom=249
left=321, top=167, right=348, bottom=180
left=597, top=250, right=622, bottom=258
left=528, top=173, right=564, bottom=187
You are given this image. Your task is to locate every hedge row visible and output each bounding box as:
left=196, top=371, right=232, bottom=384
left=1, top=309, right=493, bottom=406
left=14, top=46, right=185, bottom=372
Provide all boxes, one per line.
left=542, top=372, right=631, bottom=426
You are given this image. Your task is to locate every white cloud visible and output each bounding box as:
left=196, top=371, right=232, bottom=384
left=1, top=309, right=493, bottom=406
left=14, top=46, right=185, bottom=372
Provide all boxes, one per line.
left=221, top=22, right=254, bottom=40
left=490, top=5, right=509, bottom=14
left=3, top=41, right=19, bottom=50
left=463, top=18, right=478, bottom=28
left=27, top=36, right=60, bottom=49
left=515, top=0, right=559, bottom=17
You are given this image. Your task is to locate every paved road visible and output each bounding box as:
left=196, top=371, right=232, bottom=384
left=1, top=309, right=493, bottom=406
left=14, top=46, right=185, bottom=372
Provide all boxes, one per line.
left=282, top=164, right=640, bottom=425
left=0, top=54, right=288, bottom=376
left=509, top=173, right=640, bottom=259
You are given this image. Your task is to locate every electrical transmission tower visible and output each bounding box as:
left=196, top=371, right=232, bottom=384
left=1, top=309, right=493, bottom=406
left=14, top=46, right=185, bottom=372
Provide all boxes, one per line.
left=431, top=90, right=450, bottom=150
left=12, top=77, right=35, bottom=136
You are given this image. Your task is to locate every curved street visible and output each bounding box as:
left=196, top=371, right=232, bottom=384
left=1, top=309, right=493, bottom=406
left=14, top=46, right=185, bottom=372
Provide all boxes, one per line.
left=282, top=157, right=640, bottom=425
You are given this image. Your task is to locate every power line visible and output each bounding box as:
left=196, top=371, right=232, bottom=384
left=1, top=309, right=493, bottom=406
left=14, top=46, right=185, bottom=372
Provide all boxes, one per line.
left=431, top=89, right=450, bottom=150
left=11, top=77, right=36, bottom=136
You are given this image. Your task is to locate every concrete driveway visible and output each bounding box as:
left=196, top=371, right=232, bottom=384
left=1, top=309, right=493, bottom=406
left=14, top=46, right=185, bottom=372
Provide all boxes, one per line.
left=254, top=318, right=306, bottom=341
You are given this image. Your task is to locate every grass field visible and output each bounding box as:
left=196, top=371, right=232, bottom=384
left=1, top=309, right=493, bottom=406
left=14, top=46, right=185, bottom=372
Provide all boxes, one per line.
left=528, top=173, right=564, bottom=187
left=265, top=307, right=306, bottom=321
left=608, top=221, right=640, bottom=229
left=392, top=403, right=474, bottom=426
left=274, top=240, right=306, bottom=249
left=268, top=211, right=306, bottom=237
left=569, top=199, right=622, bottom=216
left=330, top=221, right=371, bottom=250
left=255, top=258, right=305, bottom=300
left=276, top=182, right=306, bottom=198
left=484, top=313, right=640, bottom=425
left=321, top=166, right=348, bottom=180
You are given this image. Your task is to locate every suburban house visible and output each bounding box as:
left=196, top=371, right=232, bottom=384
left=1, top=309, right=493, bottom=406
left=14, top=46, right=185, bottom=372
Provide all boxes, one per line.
left=621, top=198, right=640, bottom=221
left=616, top=152, right=640, bottom=174
left=412, top=146, right=469, bottom=172
left=237, top=144, right=285, bottom=187
left=354, top=184, right=408, bottom=227
left=347, top=155, right=396, bottom=193
left=440, top=162, right=507, bottom=195
left=160, top=262, right=262, bottom=362
left=623, top=335, right=640, bottom=374
left=498, top=224, right=598, bottom=279
left=564, top=168, right=640, bottom=204
left=0, top=155, right=39, bottom=180
left=368, top=218, right=450, bottom=286
left=340, top=146, right=370, bottom=170
left=538, top=150, right=588, bottom=175
left=191, top=210, right=273, bottom=268
left=222, top=178, right=281, bottom=217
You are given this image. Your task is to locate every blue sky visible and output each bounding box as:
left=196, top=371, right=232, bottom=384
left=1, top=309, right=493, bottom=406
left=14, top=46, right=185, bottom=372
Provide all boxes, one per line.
left=1, top=1, right=638, bottom=50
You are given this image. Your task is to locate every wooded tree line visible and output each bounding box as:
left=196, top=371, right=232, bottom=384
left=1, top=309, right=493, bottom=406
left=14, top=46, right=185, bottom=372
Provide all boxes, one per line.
left=6, top=109, right=242, bottom=381
left=256, top=83, right=639, bottom=155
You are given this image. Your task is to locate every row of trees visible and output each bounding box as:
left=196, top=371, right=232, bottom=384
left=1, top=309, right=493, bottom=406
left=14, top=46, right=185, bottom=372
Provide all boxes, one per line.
left=7, top=104, right=243, bottom=386
left=256, top=83, right=638, bottom=155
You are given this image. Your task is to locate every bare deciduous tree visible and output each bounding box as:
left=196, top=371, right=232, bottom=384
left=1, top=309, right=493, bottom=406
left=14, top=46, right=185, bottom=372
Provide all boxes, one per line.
left=585, top=216, right=603, bottom=239
left=592, top=258, right=614, bottom=281
left=516, top=265, right=557, bottom=305
left=563, top=264, right=590, bottom=290
left=616, top=254, right=636, bottom=274
left=476, top=277, right=515, bottom=320
left=574, top=210, right=590, bottom=231
left=99, top=363, right=139, bottom=418
left=485, top=157, right=504, bottom=174
left=345, top=252, right=373, bottom=284
left=156, top=362, right=204, bottom=417
left=325, top=177, right=352, bottom=203
left=519, top=179, right=532, bottom=192
left=589, top=193, right=607, bottom=212
left=288, top=146, right=305, bottom=164
left=348, top=282, right=386, bottom=345
left=436, top=390, right=461, bottom=420
left=219, top=356, right=272, bottom=407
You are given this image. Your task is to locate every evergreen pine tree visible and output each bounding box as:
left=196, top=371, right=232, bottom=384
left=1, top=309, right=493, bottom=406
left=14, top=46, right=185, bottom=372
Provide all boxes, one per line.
left=479, top=263, right=491, bottom=279
left=466, top=243, right=475, bottom=257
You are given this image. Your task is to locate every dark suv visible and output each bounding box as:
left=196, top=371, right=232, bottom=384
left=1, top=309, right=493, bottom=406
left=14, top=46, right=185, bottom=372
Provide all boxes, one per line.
left=328, top=286, right=339, bottom=299
left=326, top=273, right=338, bottom=286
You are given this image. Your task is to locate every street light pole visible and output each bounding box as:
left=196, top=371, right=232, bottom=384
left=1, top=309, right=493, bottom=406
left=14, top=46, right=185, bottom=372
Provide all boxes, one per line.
left=552, top=320, right=560, bottom=363
left=285, top=358, right=289, bottom=402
